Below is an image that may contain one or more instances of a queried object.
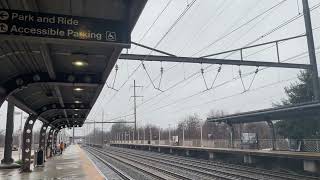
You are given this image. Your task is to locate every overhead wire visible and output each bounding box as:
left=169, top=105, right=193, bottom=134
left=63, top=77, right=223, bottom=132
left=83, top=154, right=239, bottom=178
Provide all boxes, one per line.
left=112, top=2, right=320, bottom=122
left=192, top=0, right=288, bottom=57
left=132, top=0, right=174, bottom=51
left=141, top=0, right=198, bottom=91
left=169, top=76, right=298, bottom=115
left=91, top=1, right=198, bottom=121
left=142, top=0, right=259, bottom=90
left=89, top=0, right=176, bottom=119
left=140, top=47, right=320, bottom=115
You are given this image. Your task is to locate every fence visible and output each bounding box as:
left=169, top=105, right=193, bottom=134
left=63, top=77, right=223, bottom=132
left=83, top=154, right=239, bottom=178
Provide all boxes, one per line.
left=112, top=138, right=320, bottom=152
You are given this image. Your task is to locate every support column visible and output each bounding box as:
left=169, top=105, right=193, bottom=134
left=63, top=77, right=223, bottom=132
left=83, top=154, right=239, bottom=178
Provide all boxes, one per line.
left=53, top=130, right=59, bottom=155
left=182, top=128, right=185, bottom=146
left=38, top=124, right=48, bottom=165
left=227, top=123, right=235, bottom=148
left=72, top=126, right=75, bottom=144
left=1, top=100, right=20, bottom=168
left=304, top=160, right=320, bottom=173
left=21, top=114, right=37, bottom=172
left=46, top=128, right=54, bottom=158
left=267, top=121, right=276, bottom=150
left=158, top=128, right=161, bottom=145
left=200, top=125, right=203, bottom=147
left=39, top=124, right=48, bottom=151
left=302, top=0, right=320, bottom=101
left=209, top=152, right=216, bottom=160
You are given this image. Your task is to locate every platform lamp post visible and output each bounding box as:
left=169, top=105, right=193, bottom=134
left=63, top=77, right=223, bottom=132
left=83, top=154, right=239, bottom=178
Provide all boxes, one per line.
left=143, top=127, right=146, bottom=144
left=14, top=111, right=27, bottom=161
left=168, top=124, right=171, bottom=145
left=128, top=131, right=131, bottom=144
left=121, top=132, right=123, bottom=143
left=200, top=121, right=204, bottom=147
left=149, top=127, right=152, bottom=144
left=182, top=124, right=185, bottom=147
left=158, top=127, right=161, bottom=145
left=137, top=128, right=140, bottom=144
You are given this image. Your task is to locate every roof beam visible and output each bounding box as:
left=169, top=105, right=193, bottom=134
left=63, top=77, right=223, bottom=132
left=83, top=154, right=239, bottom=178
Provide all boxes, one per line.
left=8, top=96, right=49, bottom=124
left=119, top=54, right=311, bottom=69
left=85, top=121, right=134, bottom=124
left=207, top=101, right=320, bottom=124
left=40, top=44, right=70, bottom=124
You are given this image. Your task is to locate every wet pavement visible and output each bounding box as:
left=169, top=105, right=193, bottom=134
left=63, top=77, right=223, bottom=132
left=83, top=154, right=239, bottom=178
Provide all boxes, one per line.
left=0, top=145, right=105, bottom=180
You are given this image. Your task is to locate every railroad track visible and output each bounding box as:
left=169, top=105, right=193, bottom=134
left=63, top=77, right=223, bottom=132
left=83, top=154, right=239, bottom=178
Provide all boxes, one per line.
left=85, top=147, right=134, bottom=180
left=87, top=145, right=319, bottom=180
left=85, top=146, right=196, bottom=180
left=110, top=146, right=320, bottom=180
left=85, top=146, right=267, bottom=180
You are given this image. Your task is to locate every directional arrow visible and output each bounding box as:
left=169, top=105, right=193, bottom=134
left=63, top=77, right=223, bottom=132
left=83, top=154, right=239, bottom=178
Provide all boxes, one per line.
left=0, top=11, right=9, bottom=21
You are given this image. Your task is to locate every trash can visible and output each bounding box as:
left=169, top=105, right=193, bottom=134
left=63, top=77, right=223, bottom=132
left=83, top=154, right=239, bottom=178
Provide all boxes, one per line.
left=37, top=150, right=44, bottom=166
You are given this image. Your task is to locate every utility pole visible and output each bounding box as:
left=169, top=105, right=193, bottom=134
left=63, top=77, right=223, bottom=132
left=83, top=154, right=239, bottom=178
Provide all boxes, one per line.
left=72, top=126, right=75, bottom=144
left=93, top=119, right=96, bottom=144
left=143, top=127, right=146, bottom=144
left=101, top=111, right=104, bottom=145
left=158, top=127, right=161, bottom=145
left=302, top=0, right=320, bottom=101
left=168, top=124, right=171, bottom=145
left=182, top=127, right=185, bottom=146
left=131, top=80, right=143, bottom=132
left=149, top=127, right=152, bottom=142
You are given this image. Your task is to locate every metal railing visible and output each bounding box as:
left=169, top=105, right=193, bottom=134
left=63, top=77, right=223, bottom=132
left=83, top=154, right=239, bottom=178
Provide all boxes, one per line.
left=112, top=139, right=320, bottom=152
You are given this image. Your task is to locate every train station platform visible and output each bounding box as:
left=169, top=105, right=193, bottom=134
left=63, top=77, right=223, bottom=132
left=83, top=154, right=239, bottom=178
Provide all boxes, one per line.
left=0, top=145, right=105, bottom=180
left=110, top=143, right=320, bottom=173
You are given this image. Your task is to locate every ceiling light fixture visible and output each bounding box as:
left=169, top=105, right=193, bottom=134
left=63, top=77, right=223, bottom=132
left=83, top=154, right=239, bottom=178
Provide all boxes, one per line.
left=74, top=87, right=84, bottom=91
left=72, top=60, right=88, bottom=67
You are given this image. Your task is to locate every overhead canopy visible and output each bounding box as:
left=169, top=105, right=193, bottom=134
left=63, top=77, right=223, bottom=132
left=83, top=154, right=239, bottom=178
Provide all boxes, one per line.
left=207, top=101, right=320, bottom=124
left=0, top=0, right=147, bottom=129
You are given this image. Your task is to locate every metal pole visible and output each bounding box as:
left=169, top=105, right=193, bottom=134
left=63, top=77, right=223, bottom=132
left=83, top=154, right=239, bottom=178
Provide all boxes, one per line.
left=149, top=127, right=152, bottom=143
left=72, top=126, right=75, bottom=144
left=19, top=112, right=22, bottom=160
left=200, top=124, right=203, bottom=147
left=133, top=130, right=135, bottom=143
left=143, top=127, right=145, bottom=144
left=137, top=129, right=140, bottom=144
left=158, top=128, right=161, bottom=145
left=129, top=131, right=131, bottom=143
left=93, top=119, right=96, bottom=144
left=101, top=111, right=104, bottom=145
left=302, top=0, right=320, bottom=101
left=1, top=101, right=15, bottom=165
left=134, top=80, right=137, bottom=132
left=182, top=127, right=185, bottom=146
left=169, top=124, right=171, bottom=145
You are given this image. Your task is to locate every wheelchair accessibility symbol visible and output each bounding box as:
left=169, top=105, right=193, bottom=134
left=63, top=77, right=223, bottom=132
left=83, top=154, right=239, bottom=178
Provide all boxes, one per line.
left=0, top=23, right=8, bottom=33
left=106, top=31, right=116, bottom=41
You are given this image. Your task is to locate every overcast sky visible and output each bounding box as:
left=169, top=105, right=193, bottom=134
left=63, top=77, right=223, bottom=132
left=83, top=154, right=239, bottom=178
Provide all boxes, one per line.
left=1, top=0, right=320, bottom=136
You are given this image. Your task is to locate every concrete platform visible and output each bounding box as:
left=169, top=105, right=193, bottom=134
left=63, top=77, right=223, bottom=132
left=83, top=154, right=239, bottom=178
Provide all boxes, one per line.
left=111, top=143, right=320, bottom=174
left=111, top=143, right=320, bottom=160
left=0, top=145, right=105, bottom=180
